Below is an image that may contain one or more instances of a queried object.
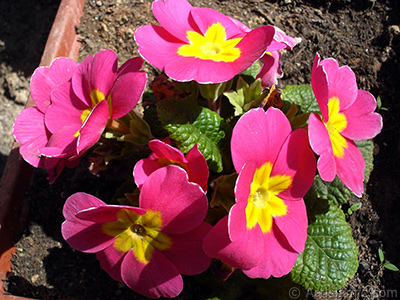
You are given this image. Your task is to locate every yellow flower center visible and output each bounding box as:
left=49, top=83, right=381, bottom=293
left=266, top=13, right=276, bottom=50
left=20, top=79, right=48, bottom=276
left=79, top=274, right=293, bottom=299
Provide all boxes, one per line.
left=177, top=22, right=242, bottom=62
left=324, top=97, right=348, bottom=158
left=246, top=162, right=291, bottom=233
left=102, top=209, right=171, bottom=264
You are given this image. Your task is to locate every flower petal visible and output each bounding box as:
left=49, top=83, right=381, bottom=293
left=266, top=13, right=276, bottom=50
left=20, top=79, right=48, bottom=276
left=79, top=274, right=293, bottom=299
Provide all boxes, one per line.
left=139, top=166, right=208, bottom=234
left=121, top=249, right=183, bottom=298
left=109, top=60, right=147, bottom=119
left=341, top=90, right=383, bottom=140
left=96, top=246, right=125, bottom=282
left=63, top=192, right=107, bottom=221
left=46, top=81, right=87, bottom=134
left=308, top=112, right=337, bottom=182
left=30, top=57, right=78, bottom=113
left=311, top=53, right=329, bottom=121
left=76, top=205, right=146, bottom=223
left=190, top=7, right=245, bottom=39
left=162, top=222, right=212, bottom=275
left=13, top=107, right=49, bottom=167
left=152, top=0, right=194, bottom=42
left=243, top=225, right=299, bottom=279
left=272, top=129, right=316, bottom=199
left=257, top=51, right=282, bottom=88
left=62, top=193, right=115, bottom=253
left=76, top=100, right=109, bottom=155
left=335, top=139, right=365, bottom=197
left=319, top=58, right=358, bottom=112
left=135, top=24, right=184, bottom=71
left=185, top=143, right=209, bottom=192
left=274, top=199, right=308, bottom=253
left=203, top=216, right=264, bottom=270
left=231, top=107, right=291, bottom=172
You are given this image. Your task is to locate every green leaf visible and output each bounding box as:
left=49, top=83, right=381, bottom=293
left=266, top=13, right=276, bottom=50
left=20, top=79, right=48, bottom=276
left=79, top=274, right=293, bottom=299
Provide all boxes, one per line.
left=383, top=262, right=399, bottom=271
left=378, top=248, right=385, bottom=263
left=310, top=175, right=353, bottom=206
left=157, top=98, right=225, bottom=172
left=224, top=77, right=267, bottom=116
left=291, top=204, right=358, bottom=291
left=355, top=139, right=374, bottom=182
left=281, top=85, right=320, bottom=114
left=239, top=60, right=262, bottom=81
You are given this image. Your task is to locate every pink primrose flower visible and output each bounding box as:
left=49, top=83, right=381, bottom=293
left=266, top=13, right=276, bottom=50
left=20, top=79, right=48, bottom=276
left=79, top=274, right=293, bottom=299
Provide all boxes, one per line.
left=134, top=138, right=209, bottom=192
left=308, top=53, right=383, bottom=196
left=203, top=107, right=316, bottom=279
left=13, top=50, right=147, bottom=182
left=134, top=0, right=275, bottom=83
left=62, top=165, right=212, bottom=298
left=41, top=49, right=147, bottom=159
left=13, top=57, right=80, bottom=182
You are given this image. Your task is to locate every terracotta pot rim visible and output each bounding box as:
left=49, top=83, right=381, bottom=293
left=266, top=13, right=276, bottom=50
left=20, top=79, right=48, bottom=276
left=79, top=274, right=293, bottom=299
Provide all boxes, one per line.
left=0, top=0, right=85, bottom=298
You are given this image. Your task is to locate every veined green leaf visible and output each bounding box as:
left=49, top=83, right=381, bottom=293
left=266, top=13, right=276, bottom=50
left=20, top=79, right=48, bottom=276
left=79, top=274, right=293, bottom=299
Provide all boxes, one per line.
left=157, top=98, right=225, bottom=172
left=291, top=203, right=358, bottom=291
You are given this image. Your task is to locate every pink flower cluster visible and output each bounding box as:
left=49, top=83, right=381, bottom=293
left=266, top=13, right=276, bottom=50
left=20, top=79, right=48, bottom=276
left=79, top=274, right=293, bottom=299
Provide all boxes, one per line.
left=12, top=0, right=383, bottom=298
left=13, top=50, right=147, bottom=182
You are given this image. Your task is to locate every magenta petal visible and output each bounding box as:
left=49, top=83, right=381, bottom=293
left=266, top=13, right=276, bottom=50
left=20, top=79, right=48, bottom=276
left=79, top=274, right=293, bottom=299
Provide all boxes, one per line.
left=335, top=140, right=365, bottom=197
left=243, top=225, right=299, bottom=279
left=152, top=0, right=194, bottom=42
left=232, top=25, right=275, bottom=72
left=139, top=166, right=208, bottom=234
left=117, top=56, right=144, bottom=77
left=96, top=246, right=125, bottom=282
left=30, top=57, right=78, bottom=113
left=308, top=113, right=337, bottom=182
left=190, top=8, right=245, bottom=38
left=77, top=100, right=109, bottom=155
left=72, top=54, right=94, bottom=107
left=43, top=125, right=79, bottom=156
left=203, top=216, right=264, bottom=270
left=62, top=193, right=115, bottom=253
left=341, top=90, right=383, bottom=140
left=76, top=205, right=146, bottom=223
left=320, top=58, right=358, bottom=111
left=46, top=81, right=87, bottom=134
left=231, top=107, right=292, bottom=172
left=163, top=222, right=212, bottom=275
left=108, top=70, right=147, bottom=119
left=257, top=51, right=282, bottom=88
left=272, top=129, right=316, bottom=199
left=149, top=139, right=187, bottom=163
left=164, top=56, right=236, bottom=83
left=185, top=144, right=209, bottom=192
left=13, top=107, right=46, bottom=144
left=311, top=53, right=329, bottom=121
left=230, top=160, right=256, bottom=241
left=63, top=192, right=106, bottom=221
left=274, top=199, right=308, bottom=253
left=121, top=249, right=183, bottom=298
left=90, top=49, right=118, bottom=95
left=13, top=107, right=49, bottom=167
left=267, top=27, right=299, bottom=51
left=135, top=24, right=184, bottom=71
left=62, top=220, right=115, bottom=253
left=133, top=158, right=162, bottom=190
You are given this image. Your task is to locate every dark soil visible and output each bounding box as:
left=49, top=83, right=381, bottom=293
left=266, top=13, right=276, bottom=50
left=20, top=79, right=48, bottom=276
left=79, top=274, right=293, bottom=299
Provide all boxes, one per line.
left=3, top=0, right=400, bottom=299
